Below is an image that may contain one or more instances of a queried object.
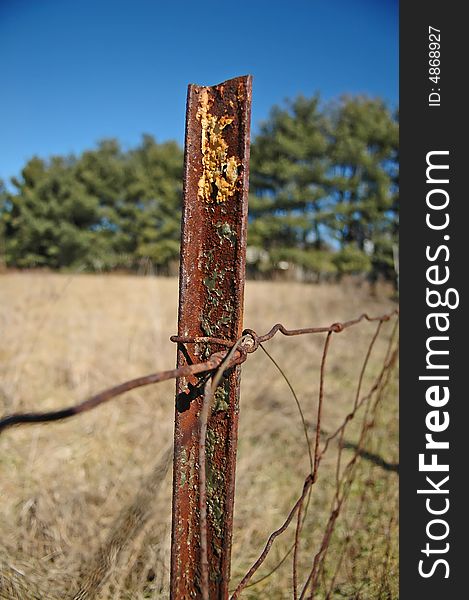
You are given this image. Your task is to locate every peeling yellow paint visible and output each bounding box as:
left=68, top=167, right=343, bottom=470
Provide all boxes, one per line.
left=197, top=88, right=240, bottom=204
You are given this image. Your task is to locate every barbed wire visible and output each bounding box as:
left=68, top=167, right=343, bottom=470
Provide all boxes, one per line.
left=0, top=308, right=398, bottom=599
left=229, top=314, right=399, bottom=599
left=0, top=309, right=398, bottom=436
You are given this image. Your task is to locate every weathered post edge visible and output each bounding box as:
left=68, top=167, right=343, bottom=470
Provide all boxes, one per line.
left=170, top=76, right=252, bottom=599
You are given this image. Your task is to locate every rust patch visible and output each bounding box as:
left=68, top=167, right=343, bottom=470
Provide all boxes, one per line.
left=197, top=88, right=241, bottom=204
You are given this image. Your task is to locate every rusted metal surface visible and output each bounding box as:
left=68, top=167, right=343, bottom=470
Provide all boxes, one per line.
left=170, top=75, right=252, bottom=599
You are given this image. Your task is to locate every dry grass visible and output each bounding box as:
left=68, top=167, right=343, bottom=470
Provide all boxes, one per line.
left=0, top=273, right=398, bottom=599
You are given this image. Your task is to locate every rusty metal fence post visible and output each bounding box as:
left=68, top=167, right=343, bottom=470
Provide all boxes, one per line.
left=170, top=76, right=252, bottom=599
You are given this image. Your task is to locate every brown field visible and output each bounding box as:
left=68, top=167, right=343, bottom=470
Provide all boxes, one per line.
left=0, top=273, right=398, bottom=599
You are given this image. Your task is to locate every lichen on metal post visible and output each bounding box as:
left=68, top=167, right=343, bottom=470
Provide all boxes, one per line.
left=170, top=76, right=252, bottom=599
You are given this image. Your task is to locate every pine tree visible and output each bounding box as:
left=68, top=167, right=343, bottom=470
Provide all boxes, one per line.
left=127, top=135, right=183, bottom=272
left=75, top=138, right=135, bottom=269
left=325, top=96, right=398, bottom=277
left=3, top=156, right=101, bottom=268
left=249, top=95, right=334, bottom=276
left=1, top=95, right=398, bottom=281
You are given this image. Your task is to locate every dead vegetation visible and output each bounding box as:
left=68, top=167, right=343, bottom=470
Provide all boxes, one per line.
left=0, top=273, right=398, bottom=599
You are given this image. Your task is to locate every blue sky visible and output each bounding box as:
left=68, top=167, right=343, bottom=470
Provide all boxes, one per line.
left=0, top=0, right=398, bottom=184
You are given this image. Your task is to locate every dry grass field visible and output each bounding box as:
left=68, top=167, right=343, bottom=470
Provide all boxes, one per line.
left=0, top=273, right=398, bottom=599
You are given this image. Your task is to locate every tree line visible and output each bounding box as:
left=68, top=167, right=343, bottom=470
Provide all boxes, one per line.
left=0, top=94, right=398, bottom=280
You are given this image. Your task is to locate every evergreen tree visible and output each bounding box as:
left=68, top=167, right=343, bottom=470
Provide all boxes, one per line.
left=75, top=138, right=135, bottom=268
left=249, top=95, right=333, bottom=276
left=3, top=156, right=101, bottom=268
left=1, top=137, right=183, bottom=271
left=0, top=94, right=398, bottom=281
left=127, top=135, right=183, bottom=271
left=325, top=96, right=398, bottom=277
